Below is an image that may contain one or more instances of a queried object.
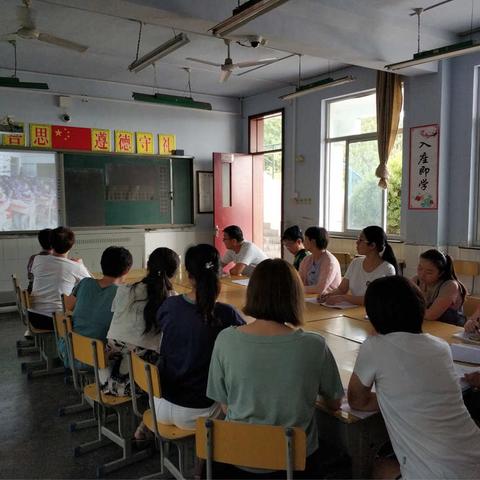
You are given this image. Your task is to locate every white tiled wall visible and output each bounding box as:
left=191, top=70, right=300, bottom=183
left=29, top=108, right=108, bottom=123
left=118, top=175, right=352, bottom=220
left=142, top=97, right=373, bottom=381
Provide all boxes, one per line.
left=0, top=227, right=213, bottom=295
left=145, top=227, right=213, bottom=263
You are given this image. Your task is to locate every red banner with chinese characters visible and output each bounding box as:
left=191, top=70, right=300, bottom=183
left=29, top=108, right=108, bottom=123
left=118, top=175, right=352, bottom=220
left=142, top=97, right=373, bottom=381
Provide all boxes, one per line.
left=51, top=125, right=92, bottom=151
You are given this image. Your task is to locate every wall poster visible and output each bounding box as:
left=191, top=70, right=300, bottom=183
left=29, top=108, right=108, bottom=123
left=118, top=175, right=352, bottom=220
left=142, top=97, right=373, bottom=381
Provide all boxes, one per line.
left=408, top=123, right=439, bottom=210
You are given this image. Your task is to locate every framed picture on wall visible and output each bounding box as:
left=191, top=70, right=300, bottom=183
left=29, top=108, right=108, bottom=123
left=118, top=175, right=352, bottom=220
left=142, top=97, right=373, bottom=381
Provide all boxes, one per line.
left=197, top=170, right=213, bottom=213
left=408, top=123, right=439, bottom=210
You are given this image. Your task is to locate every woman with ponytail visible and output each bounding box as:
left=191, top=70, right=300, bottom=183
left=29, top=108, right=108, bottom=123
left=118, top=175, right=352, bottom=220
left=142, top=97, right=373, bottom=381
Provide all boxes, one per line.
left=320, top=225, right=398, bottom=306
left=103, top=247, right=179, bottom=396
left=413, top=249, right=466, bottom=325
left=154, top=244, right=244, bottom=429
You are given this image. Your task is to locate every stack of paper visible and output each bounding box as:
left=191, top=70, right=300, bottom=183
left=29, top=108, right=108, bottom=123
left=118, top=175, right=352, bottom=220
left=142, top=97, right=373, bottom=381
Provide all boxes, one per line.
left=450, top=343, right=480, bottom=364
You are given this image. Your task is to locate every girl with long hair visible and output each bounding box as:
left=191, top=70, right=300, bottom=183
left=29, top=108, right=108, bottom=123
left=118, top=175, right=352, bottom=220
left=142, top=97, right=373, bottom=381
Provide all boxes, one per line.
left=320, top=225, right=398, bottom=306
left=413, top=249, right=466, bottom=325
left=103, top=247, right=179, bottom=396
left=154, top=244, right=244, bottom=429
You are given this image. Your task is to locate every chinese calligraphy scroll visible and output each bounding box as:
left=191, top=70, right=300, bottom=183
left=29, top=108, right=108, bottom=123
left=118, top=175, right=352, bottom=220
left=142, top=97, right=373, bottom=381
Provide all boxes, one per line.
left=409, top=124, right=439, bottom=210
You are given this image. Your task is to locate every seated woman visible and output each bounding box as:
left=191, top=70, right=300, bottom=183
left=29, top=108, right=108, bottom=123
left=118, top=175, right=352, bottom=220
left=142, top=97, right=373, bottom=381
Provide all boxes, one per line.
left=207, top=258, right=345, bottom=479
left=320, top=225, right=398, bottom=306
left=58, top=246, right=132, bottom=366
left=281, top=225, right=309, bottom=271
left=103, top=247, right=179, bottom=396
left=298, top=226, right=341, bottom=295
left=412, top=249, right=466, bottom=325
left=348, top=276, right=480, bottom=479
left=154, top=244, right=245, bottom=430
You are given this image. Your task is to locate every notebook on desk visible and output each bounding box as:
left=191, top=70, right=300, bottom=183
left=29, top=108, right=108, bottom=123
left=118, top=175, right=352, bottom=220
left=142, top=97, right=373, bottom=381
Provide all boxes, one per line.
left=450, top=343, right=480, bottom=364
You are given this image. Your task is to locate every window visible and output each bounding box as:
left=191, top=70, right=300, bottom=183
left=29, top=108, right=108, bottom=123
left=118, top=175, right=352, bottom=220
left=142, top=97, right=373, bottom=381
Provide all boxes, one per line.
left=325, top=91, right=403, bottom=236
left=249, top=110, right=283, bottom=257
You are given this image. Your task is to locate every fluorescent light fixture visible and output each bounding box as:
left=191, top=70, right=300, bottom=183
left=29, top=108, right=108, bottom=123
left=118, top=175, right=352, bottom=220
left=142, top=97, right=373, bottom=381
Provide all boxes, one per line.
left=128, top=33, right=190, bottom=73
left=0, top=76, right=49, bottom=90
left=280, top=76, right=356, bottom=101
left=132, top=92, right=212, bottom=111
left=212, top=0, right=290, bottom=37
left=385, top=40, right=480, bottom=71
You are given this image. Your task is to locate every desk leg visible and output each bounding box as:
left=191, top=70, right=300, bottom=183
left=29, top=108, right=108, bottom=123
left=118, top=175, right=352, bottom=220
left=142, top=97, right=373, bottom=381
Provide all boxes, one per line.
left=316, top=410, right=389, bottom=479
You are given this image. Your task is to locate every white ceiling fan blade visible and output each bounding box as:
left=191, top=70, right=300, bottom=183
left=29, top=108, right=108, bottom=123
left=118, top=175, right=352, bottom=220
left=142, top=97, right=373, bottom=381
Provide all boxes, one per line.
left=37, top=32, right=88, bottom=52
left=17, top=5, right=35, bottom=30
left=236, top=53, right=296, bottom=76
left=185, top=57, right=222, bottom=67
left=220, top=69, right=232, bottom=83
left=234, top=58, right=278, bottom=68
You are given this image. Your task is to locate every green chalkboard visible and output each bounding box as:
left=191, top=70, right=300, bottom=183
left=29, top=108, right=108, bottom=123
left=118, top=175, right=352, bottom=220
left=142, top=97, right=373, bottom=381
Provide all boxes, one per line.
left=63, top=153, right=193, bottom=227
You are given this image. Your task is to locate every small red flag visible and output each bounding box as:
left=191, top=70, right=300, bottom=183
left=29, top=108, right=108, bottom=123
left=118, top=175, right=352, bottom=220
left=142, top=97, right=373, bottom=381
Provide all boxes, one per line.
left=51, top=125, right=92, bottom=151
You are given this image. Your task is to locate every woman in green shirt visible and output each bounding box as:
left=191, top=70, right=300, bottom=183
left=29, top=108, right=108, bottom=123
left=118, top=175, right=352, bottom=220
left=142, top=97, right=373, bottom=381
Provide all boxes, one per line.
left=207, top=258, right=346, bottom=478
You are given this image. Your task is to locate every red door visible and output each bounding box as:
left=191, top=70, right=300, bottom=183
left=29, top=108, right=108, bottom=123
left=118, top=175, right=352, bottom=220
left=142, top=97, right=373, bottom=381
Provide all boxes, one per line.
left=213, top=152, right=253, bottom=257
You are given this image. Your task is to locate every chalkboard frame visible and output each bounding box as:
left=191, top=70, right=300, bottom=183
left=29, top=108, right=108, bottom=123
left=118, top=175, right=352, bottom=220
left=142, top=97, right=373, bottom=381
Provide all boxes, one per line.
left=61, top=151, right=195, bottom=229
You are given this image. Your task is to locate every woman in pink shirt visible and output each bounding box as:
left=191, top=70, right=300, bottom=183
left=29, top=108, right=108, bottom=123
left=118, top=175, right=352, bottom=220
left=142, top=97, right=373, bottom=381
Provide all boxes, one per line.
left=298, top=227, right=341, bottom=295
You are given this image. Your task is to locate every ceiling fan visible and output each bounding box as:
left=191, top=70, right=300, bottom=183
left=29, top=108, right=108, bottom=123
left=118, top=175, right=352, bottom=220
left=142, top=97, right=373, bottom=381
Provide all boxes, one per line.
left=186, top=39, right=276, bottom=82
left=0, top=0, right=88, bottom=53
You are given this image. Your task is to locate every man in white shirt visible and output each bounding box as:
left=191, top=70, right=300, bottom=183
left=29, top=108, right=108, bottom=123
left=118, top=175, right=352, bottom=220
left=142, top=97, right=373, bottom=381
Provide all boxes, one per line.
left=221, top=225, right=268, bottom=276
left=30, top=226, right=91, bottom=330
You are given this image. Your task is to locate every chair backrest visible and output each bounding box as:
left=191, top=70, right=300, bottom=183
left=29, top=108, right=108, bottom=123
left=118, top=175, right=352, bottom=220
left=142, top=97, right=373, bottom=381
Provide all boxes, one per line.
left=129, top=351, right=161, bottom=397
left=196, top=417, right=306, bottom=474
left=454, top=260, right=480, bottom=277
left=454, top=260, right=480, bottom=294
left=20, top=289, right=31, bottom=310
left=52, top=311, right=72, bottom=339
left=331, top=252, right=353, bottom=274
left=11, top=273, right=20, bottom=293
left=463, top=295, right=480, bottom=317
left=70, top=331, right=107, bottom=369
left=12, top=274, right=26, bottom=322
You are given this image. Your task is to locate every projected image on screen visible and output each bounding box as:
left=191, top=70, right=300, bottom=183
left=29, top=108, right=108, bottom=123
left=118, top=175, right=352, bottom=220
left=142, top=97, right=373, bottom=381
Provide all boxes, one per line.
left=0, top=151, right=58, bottom=232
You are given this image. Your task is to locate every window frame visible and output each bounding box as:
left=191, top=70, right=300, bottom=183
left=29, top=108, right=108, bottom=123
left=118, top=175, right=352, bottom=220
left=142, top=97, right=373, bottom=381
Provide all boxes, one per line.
left=248, top=108, right=285, bottom=256
left=248, top=109, right=284, bottom=155
left=324, top=90, right=402, bottom=238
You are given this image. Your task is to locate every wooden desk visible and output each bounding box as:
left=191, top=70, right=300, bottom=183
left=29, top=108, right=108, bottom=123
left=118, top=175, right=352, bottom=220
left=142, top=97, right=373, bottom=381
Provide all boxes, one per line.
left=303, top=296, right=367, bottom=322
left=93, top=268, right=147, bottom=283
left=308, top=316, right=373, bottom=344
left=307, top=316, right=464, bottom=345
left=309, top=330, right=387, bottom=478
left=317, top=331, right=360, bottom=389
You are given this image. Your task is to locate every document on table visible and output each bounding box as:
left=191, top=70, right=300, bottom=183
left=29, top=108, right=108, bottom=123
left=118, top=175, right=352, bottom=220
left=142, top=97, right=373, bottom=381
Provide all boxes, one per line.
left=231, top=278, right=249, bottom=286
left=450, top=343, right=480, bottom=364
left=318, top=301, right=358, bottom=309
left=339, top=397, right=377, bottom=419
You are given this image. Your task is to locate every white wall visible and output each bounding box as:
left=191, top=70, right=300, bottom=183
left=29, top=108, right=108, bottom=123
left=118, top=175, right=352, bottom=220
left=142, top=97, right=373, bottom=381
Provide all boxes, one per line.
left=0, top=71, right=241, bottom=296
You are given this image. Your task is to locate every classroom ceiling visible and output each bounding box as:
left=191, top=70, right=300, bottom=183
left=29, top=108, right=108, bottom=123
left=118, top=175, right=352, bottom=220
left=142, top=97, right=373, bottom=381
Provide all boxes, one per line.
left=0, top=0, right=479, bottom=99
